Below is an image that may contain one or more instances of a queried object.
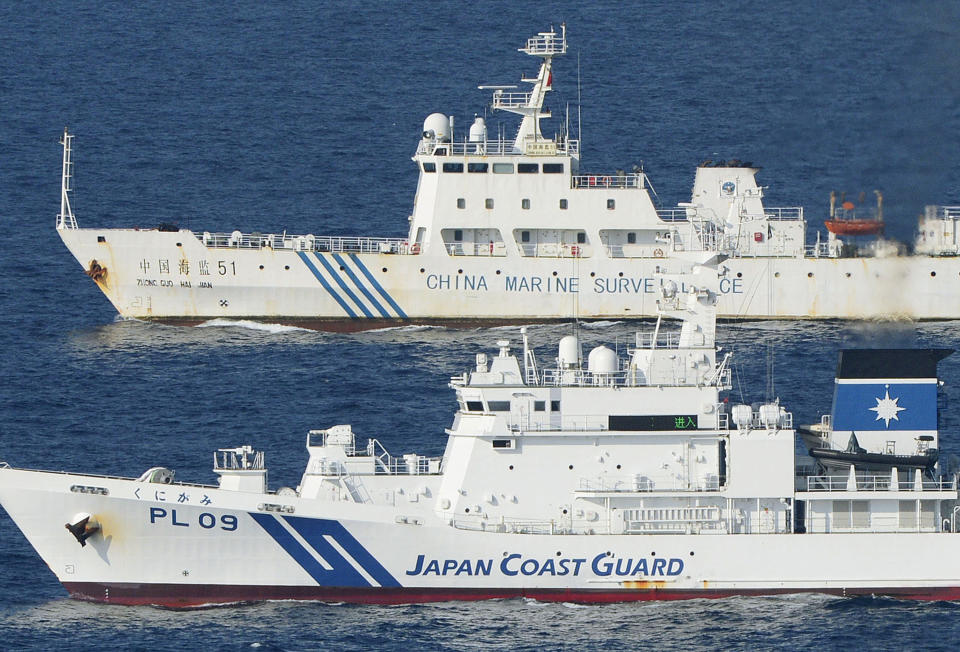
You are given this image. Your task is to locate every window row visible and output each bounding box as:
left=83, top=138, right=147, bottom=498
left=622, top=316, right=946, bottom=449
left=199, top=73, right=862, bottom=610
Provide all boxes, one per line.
left=456, top=198, right=615, bottom=210
left=462, top=400, right=561, bottom=412
left=423, top=162, right=565, bottom=174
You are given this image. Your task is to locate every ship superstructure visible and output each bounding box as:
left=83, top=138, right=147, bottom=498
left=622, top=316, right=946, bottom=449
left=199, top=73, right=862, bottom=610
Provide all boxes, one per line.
left=3, top=253, right=960, bottom=606
left=54, top=26, right=960, bottom=328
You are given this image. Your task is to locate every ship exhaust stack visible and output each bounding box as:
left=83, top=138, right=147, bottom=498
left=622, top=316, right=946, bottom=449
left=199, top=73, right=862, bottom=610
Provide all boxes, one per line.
left=65, top=513, right=99, bottom=547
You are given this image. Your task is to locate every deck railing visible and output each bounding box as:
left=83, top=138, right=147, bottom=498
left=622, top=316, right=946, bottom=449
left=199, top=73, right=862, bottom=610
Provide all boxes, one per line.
left=197, top=232, right=416, bottom=254
left=805, top=474, right=956, bottom=492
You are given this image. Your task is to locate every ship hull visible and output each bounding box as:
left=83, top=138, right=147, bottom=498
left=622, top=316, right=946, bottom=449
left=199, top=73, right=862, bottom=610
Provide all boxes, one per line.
left=4, top=467, right=960, bottom=607
left=60, top=582, right=960, bottom=608
left=59, top=228, right=960, bottom=326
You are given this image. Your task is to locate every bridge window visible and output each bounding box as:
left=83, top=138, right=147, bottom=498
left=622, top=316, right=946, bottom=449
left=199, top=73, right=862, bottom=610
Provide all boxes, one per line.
left=465, top=401, right=484, bottom=412
left=543, top=163, right=564, bottom=174
left=488, top=401, right=511, bottom=411
left=521, top=231, right=530, bottom=243
left=485, top=198, right=494, bottom=209
left=521, top=199, right=531, bottom=210
left=534, top=401, right=545, bottom=411
left=493, top=163, right=514, bottom=174
left=577, top=232, right=586, bottom=244
left=559, top=199, right=568, bottom=209
left=518, top=163, right=539, bottom=174
left=453, top=230, right=463, bottom=241
left=468, top=163, right=488, bottom=173
left=627, top=232, right=636, bottom=244
left=443, top=162, right=464, bottom=173
left=607, top=199, right=616, bottom=210
left=492, top=439, right=515, bottom=449
left=457, top=198, right=465, bottom=209
left=422, top=162, right=436, bottom=173
left=551, top=400, right=561, bottom=411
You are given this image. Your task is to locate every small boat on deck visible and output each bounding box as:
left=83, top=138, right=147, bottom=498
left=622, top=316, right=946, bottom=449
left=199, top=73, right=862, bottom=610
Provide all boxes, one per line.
left=824, top=191, right=885, bottom=236
left=807, top=432, right=938, bottom=473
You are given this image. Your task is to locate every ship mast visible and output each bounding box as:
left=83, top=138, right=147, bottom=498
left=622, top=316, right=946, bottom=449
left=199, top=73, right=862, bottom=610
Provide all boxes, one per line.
left=57, top=127, right=77, bottom=230
left=490, top=24, right=566, bottom=152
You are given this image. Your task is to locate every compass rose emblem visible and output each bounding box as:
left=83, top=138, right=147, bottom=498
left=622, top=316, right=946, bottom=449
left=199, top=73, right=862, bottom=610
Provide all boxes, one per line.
left=869, top=386, right=906, bottom=428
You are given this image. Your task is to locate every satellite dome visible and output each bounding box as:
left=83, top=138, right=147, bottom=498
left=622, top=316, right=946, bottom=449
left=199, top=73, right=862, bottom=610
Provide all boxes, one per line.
left=422, top=113, right=451, bottom=142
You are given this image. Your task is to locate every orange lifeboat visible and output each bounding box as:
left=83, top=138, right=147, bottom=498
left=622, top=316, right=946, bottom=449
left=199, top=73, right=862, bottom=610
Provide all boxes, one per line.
left=824, top=193, right=885, bottom=236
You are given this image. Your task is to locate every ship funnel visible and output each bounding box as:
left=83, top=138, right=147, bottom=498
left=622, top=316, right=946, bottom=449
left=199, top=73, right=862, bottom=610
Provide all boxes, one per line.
left=65, top=512, right=100, bottom=547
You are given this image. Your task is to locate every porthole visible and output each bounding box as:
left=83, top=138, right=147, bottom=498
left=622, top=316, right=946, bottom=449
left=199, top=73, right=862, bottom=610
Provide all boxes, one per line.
left=568, top=464, right=574, bottom=470
left=458, top=269, right=463, bottom=274
left=931, top=271, right=937, bottom=277
left=420, top=268, right=425, bottom=273
left=590, top=272, right=596, bottom=277
left=552, top=271, right=558, bottom=277
left=508, top=465, right=514, bottom=470
left=845, top=272, right=851, bottom=278
left=618, top=272, right=624, bottom=277
left=259, top=265, right=264, bottom=270
left=284, top=265, right=290, bottom=270
left=736, top=272, right=742, bottom=278
left=774, top=272, right=781, bottom=278
left=382, top=267, right=388, bottom=273
left=496, top=270, right=501, bottom=275
left=807, top=272, right=813, bottom=278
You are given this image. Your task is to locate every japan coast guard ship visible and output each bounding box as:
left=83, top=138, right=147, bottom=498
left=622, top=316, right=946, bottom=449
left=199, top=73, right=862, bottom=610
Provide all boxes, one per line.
left=55, top=26, right=960, bottom=330
left=3, top=252, right=960, bottom=606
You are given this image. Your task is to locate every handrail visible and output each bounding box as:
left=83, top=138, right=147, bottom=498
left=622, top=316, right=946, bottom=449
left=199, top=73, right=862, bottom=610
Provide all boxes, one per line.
left=572, top=173, right=644, bottom=189
left=195, top=232, right=416, bottom=254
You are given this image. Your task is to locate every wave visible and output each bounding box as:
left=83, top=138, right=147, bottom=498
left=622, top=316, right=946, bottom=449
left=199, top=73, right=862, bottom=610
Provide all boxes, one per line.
left=195, top=319, right=312, bottom=334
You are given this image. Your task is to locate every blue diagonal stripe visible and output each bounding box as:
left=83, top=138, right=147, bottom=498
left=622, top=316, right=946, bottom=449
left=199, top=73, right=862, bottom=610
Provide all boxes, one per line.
left=348, top=253, right=408, bottom=319
left=250, top=513, right=371, bottom=587
left=283, top=515, right=400, bottom=588
left=296, top=251, right=357, bottom=318
left=332, top=253, right=391, bottom=318
left=312, top=253, right=374, bottom=318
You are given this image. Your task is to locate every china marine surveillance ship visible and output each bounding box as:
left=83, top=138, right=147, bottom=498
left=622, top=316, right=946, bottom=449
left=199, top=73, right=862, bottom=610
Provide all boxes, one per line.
left=3, top=253, right=960, bottom=606
left=55, top=26, right=960, bottom=329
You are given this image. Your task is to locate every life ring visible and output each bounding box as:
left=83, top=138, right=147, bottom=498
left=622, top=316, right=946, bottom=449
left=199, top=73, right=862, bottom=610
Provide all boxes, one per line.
left=588, top=176, right=597, bottom=187
left=571, top=245, right=580, bottom=256
left=653, top=248, right=665, bottom=258
left=410, top=243, right=421, bottom=254
left=602, top=176, right=611, bottom=187
left=489, top=242, right=494, bottom=254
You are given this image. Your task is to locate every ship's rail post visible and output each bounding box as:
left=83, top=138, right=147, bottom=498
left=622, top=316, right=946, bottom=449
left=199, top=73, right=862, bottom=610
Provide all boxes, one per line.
left=57, top=127, right=78, bottom=230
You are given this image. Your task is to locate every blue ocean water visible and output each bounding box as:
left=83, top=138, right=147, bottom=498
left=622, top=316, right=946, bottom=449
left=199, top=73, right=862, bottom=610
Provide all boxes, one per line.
left=2, top=1, right=960, bottom=649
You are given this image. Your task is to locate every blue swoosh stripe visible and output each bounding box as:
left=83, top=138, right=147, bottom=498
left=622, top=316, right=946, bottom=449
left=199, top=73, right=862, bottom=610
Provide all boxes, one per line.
left=347, top=253, right=408, bottom=319
left=312, top=253, right=374, bottom=318
left=331, top=253, right=391, bottom=318
left=283, top=515, right=400, bottom=588
left=296, top=251, right=357, bottom=318
left=249, top=513, right=370, bottom=587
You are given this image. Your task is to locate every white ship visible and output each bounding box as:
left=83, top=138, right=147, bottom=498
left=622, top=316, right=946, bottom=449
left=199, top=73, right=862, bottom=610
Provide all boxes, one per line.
left=55, top=26, right=960, bottom=330
left=3, top=252, right=960, bottom=606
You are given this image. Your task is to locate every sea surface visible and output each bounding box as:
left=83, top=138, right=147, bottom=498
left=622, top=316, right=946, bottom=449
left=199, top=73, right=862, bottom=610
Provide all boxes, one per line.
left=2, top=1, right=960, bottom=650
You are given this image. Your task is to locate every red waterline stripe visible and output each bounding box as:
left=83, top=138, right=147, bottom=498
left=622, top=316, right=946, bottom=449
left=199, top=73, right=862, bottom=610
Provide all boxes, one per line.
left=62, top=583, right=960, bottom=608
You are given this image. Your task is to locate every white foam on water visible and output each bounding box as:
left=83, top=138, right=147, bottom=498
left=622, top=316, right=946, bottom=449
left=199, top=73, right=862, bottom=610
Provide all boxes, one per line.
left=195, top=319, right=312, bottom=334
